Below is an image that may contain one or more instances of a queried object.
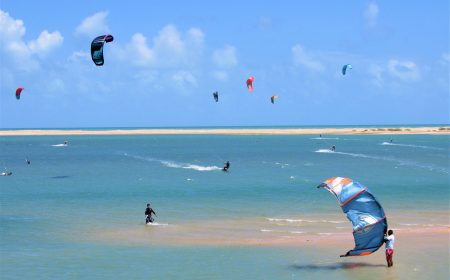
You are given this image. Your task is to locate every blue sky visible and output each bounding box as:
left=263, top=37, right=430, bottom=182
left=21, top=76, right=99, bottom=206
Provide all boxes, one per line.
left=0, top=0, right=448, bottom=128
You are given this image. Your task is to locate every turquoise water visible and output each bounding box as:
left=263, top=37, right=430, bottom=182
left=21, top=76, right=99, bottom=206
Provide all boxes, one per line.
left=1, top=134, right=449, bottom=279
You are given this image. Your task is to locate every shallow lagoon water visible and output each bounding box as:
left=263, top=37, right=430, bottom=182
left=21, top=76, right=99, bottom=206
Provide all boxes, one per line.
left=1, top=134, right=448, bottom=279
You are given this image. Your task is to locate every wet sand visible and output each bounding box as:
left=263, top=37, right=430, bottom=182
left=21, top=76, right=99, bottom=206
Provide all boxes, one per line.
left=0, top=126, right=449, bottom=136
left=81, top=211, right=449, bottom=248
left=78, top=213, right=449, bottom=278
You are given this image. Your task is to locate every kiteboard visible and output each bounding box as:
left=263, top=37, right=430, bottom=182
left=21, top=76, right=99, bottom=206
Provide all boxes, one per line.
left=52, top=143, right=67, bottom=147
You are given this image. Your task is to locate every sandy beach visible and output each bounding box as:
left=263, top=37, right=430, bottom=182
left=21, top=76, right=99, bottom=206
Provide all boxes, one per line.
left=0, top=126, right=449, bottom=136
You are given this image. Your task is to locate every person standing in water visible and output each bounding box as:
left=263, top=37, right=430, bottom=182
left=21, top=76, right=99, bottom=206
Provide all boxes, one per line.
left=145, top=203, right=157, bottom=224
left=384, top=229, right=395, bottom=267
left=331, top=145, right=336, bottom=152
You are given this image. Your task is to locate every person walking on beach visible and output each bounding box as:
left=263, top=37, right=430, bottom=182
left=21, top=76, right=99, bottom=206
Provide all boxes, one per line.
left=145, top=203, right=157, bottom=224
left=384, top=229, right=395, bottom=267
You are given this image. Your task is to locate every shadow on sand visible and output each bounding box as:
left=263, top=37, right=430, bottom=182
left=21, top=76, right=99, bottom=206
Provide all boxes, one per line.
left=290, top=262, right=385, bottom=271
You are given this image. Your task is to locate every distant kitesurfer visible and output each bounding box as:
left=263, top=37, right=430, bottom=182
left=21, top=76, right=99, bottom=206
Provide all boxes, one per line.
left=64, top=140, right=68, bottom=145
left=390, top=139, right=393, bottom=143
left=223, top=161, right=230, bottom=172
left=319, top=134, right=322, bottom=138
left=384, top=229, right=395, bottom=267
left=26, top=158, right=30, bottom=165
left=1, top=171, right=12, bottom=176
left=145, top=203, right=157, bottom=224
left=331, top=145, right=336, bottom=152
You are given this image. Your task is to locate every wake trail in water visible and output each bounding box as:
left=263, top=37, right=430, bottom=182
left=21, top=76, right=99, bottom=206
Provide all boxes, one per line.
left=314, top=149, right=448, bottom=174
left=380, top=142, right=445, bottom=151
left=123, top=153, right=222, bottom=172
left=310, top=137, right=339, bottom=140
left=266, top=218, right=346, bottom=224
left=146, top=222, right=169, bottom=226
left=52, top=144, right=67, bottom=147
left=315, top=149, right=375, bottom=159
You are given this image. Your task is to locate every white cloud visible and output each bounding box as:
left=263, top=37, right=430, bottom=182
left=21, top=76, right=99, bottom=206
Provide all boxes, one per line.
left=368, top=64, right=385, bottom=87
left=153, top=25, right=203, bottom=66
left=75, top=11, right=109, bottom=37
left=292, top=44, right=325, bottom=72
left=1, top=10, right=29, bottom=59
left=212, top=45, right=237, bottom=68
left=133, top=70, right=159, bottom=85
left=118, top=25, right=204, bottom=68
left=46, top=77, right=65, bottom=92
left=28, top=30, right=63, bottom=57
left=0, top=9, right=25, bottom=39
left=387, top=59, right=420, bottom=81
left=172, top=71, right=197, bottom=88
left=368, top=59, right=420, bottom=86
left=0, top=10, right=63, bottom=70
left=364, top=2, right=379, bottom=27
left=124, top=33, right=155, bottom=66
left=212, top=70, right=228, bottom=82
left=68, top=50, right=90, bottom=63
left=186, top=28, right=204, bottom=46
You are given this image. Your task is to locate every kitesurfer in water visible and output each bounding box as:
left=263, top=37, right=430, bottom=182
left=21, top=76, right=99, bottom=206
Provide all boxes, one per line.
left=26, top=158, right=30, bottom=165
left=331, top=145, right=336, bottom=152
left=223, top=161, right=230, bottom=172
left=145, top=203, right=157, bottom=224
left=64, top=140, right=68, bottom=145
left=384, top=229, right=395, bottom=267
left=390, top=139, right=393, bottom=143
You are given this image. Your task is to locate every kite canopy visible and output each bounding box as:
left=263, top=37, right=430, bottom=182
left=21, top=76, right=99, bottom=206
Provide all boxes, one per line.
left=15, top=88, right=24, bottom=100
left=213, top=91, right=219, bottom=102
left=246, top=76, right=254, bottom=92
left=91, top=35, right=114, bottom=66
left=270, top=95, right=278, bottom=104
left=342, top=64, right=352, bottom=75
left=317, top=177, right=387, bottom=257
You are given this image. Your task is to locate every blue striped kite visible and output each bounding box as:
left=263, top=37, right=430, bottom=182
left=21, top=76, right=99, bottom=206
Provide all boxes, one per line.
left=317, top=177, right=388, bottom=257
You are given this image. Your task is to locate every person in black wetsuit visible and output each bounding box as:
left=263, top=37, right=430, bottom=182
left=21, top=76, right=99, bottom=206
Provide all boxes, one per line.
left=145, top=203, right=157, bottom=224
left=223, top=161, right=230, bottom=171
left=331, top=145, right=336, bottom=152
